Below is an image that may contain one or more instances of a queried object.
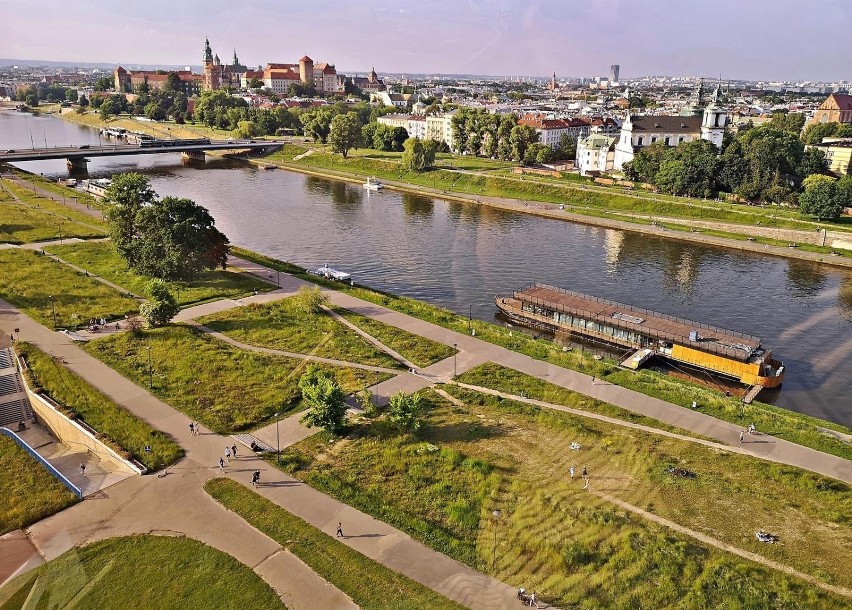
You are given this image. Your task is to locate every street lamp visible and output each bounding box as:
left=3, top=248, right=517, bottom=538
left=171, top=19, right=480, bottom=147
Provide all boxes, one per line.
left=453, top=343, right=458, bottom=378
left=277, top=269, right=280, bottom=288
left=48, top=295, right=57, bottom=330
left=492, top=509, right=501, bottom=573
left=56, top=223, right=63, bottom=245
left=146, top=346, right=153, bottom=389
left=275, top=412, right=281, bottom=463
left=468, top=304, right=473, bottom=332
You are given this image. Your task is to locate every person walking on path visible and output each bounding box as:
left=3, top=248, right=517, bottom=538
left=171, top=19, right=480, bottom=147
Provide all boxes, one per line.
left=219, top=457, right=225, bottom=473
left=79, top=462, right=86, bottom=476
left=740, top=430, right=745, bottom=443
left=188, top=422, right=194, bottom=436
left=582, top=466, right=590, bottom=490
left=251, top=470, right=260, bottom=487
left=225, top=446, right=231, bottom=462
left=231, top=444, right=238, bottom=459
left=569, top=466, right=575, bottom=479
left=336, top=522, right=345, bottom=539
left=194, top=422, right=200, bottom=435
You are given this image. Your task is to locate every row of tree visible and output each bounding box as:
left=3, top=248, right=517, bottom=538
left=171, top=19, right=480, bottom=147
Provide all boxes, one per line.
left=623, top=125, right=831, bottom=205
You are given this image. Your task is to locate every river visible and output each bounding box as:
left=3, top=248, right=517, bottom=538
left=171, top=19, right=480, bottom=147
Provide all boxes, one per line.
left=2, top=110, right=851, bottom=426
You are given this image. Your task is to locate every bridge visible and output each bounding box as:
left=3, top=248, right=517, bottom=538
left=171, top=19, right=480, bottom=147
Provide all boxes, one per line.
left=0, top=139, right=285, bottom=171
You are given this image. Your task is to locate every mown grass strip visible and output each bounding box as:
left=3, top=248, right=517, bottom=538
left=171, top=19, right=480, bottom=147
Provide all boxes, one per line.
left=0, top=535, right=286, bottom=610
left=205, top=478, right=468, bottom=610
left=17, top=342, right=183, bottom=470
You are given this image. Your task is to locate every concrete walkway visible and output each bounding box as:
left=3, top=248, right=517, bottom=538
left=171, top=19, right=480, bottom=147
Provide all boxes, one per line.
left=226, top=255, right=852, bottom=484
left=0, top=299, right=520, bottom=609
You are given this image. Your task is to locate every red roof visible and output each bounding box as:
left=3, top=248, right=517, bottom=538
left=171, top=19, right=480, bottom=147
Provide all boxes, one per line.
left=299, top=55, right=313, bottom=62
left=266, top=70, right=300, bottom=80
left=828, top=93, right=852, bottom=111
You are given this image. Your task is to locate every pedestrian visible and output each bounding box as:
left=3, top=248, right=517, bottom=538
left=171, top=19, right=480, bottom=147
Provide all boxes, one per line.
left=225, top=446, right=231, bottom=462
left=582, top=466, right=590, bottom=490
left=251, top=470, right=259, bottom=487
left=194, top=422, right=200, bottom=435
left=739, top=430, right=744, bottom=443
left=569, top=466, right=575, bottom=478
left=748, top=423, right=756, bottom=435
left=232, top=444, right=238, bottom=459
left=219, top=456, right=225, bottom=472
left=79, top=462, right=86, bottom=476
left=591, top=375, right=595, bottom=385
left=188, top=422, right=194, bottom=435
left=529, top=592, right=536, bottom=607
left=336, top=522, right=344, bottom=539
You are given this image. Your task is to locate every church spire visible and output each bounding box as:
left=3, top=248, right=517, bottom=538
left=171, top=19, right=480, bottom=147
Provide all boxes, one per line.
left=203, top=37, right=213, bottom=64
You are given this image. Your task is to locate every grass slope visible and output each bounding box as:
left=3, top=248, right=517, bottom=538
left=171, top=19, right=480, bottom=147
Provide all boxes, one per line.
left=17, top=342, right=182, bottom=470
left=276, top=388, right=851, bottom=607
left=0, top=248, right=139, bottom=328
left=205, top=478, right=467, bottom=610
left=0, top=435, right=78, bottom=535
left=83, top=325, right=389, bottom=433
left=46, top=240, right=270, bottom=306
left=0, top=183, right=105, bottom=244
left=198, top=298, right=402, bottom=369
left=0, top=535, right=286, bottom=610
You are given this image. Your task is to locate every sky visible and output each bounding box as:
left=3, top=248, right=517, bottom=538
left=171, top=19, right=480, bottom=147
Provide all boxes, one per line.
left=1, top=0, right=849, bottom=81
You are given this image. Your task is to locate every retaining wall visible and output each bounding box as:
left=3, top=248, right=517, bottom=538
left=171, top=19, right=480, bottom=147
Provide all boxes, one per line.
left=0, top=427, right=82, bottom=498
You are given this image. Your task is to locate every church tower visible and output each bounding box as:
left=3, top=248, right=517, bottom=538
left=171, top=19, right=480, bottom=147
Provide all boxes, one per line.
left=701, top=81, right=727, bottom=149
left=203, top=37, right=220, bottom=91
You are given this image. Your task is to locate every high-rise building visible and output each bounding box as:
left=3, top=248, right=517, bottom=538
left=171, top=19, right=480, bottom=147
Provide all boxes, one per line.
left=610, top=64, right=620, bottom=83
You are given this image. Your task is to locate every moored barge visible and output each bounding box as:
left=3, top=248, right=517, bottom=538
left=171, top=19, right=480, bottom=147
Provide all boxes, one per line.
left=496, top=283, right=784, bottom=390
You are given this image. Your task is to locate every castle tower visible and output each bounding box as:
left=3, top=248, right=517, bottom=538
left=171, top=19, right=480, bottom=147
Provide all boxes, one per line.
left=203, top=38, right=220, bottom=91
left=299, top=55, right=314, bottom=86
left=203, top=37, right=213, bottom=66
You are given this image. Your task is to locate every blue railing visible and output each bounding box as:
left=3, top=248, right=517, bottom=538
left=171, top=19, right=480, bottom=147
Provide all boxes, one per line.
left=0, top=427, right=82, bottom=499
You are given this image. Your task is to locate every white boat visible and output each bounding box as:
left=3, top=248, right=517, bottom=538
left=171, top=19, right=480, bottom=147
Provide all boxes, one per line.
left=81, top=178, right=111, bottom=198
left=363, top=176, right=383, bottom=191
left=310, top=264, right=352, bottom=283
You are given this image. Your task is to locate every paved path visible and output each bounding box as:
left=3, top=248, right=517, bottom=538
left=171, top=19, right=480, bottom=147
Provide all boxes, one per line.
left=0, top=300, right=520, bottom=609
left=226, top=255, right=852, bottom=484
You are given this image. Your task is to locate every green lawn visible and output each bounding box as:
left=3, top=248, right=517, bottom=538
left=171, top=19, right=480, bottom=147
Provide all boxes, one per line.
left=205, top=478, right=467, bottom=610
left=0, top=535, right=286, bottom=610
left=2, top=179, right=108, bottom=229
left=45, top=241, right=271, bottom=306
left=198, top=298, right=402, bottom=368
left=0, top=183, right=106, bottom=244
left=83, top=324, right=389, bottom=433
left=333, top=307, right=457, bottom=368
left=0, top=435, right=78, bottom=535
left=227, top=248, right=852, bottom=459
left=0, top=248, right=139, bottom=329
left=275, top=388, right=851, bottom=608
left=10, top=169, right=105, bottom=212
left=17, top=342, right=182, bottom=470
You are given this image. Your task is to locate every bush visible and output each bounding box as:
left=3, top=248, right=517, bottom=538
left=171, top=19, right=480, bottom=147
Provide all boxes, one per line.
left=299, top=366, right=348, bottom=433
left=140, top=279, right=179, bottom=327
left=293, top=285, right=328, bottom=314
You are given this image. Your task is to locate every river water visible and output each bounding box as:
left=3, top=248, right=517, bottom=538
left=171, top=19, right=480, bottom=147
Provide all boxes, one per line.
left=3, top=110, right=852, bottom=426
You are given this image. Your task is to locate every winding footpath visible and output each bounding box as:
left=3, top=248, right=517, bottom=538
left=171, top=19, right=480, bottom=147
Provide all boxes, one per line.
left=1, top=245, right=851, bottom=608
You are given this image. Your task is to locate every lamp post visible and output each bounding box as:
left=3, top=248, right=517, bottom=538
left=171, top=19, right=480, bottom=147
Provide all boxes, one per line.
left=48, top=295, right=57, bottom=330
left=146, top=346, right=153, bottom=389
left=275, top=412, right=281, bottom=463
left=277, top=269, right=280, bottom=288
left=492, top=509, right=501, bottom=574
left=468, top=304, right=473, bottom=332
left=57, top=224, right=63, bottom=245
left=453, top=343, right=458, bottom=378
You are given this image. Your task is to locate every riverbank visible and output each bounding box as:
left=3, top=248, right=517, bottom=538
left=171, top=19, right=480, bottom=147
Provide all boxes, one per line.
left=50, top=109, right=852, bottom=269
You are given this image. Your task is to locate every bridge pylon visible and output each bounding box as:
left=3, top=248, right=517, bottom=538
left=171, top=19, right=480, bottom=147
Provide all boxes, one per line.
left=181, top=150, right=206, bottom=163
left=66, top=157, right=88, bottom=173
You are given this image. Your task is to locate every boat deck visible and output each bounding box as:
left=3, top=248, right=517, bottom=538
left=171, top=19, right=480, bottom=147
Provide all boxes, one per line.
left=514, top=283, right=761, bottom=362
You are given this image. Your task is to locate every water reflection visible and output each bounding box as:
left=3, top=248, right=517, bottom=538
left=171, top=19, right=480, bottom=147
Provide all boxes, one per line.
left=401, top=192, right=434, bottom=218
left=786, top=259, right=829, bottom=297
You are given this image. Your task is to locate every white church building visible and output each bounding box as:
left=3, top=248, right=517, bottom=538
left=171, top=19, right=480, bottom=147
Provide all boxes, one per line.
left=613, top=89, right=728, bottom=171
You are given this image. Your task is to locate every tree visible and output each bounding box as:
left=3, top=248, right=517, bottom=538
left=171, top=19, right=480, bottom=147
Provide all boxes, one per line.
left=387, top=392, right=424, bottom=434
left=655, top=139, right=719, bottom=198
left=767, top=112, right=806, bottom=135
left=401, top=138, right=427, bottom=171
left=391, top=127, right=409, bottom=152
left=144, top=101, right=166, bottom=121
left=99, top=99, right=115, bottom=121
left=233, top=120, right=258, bottom=139
left=300, top=106, right=337, bottom=143
left=65, top=88, right=78, bottom=103
left=329, top=113, right=362, bottom=158
left=509, top=124, right=539, bottom=163
left=422, top=139, right=438, bottom=168
left=799, top=147, right=829, bottom=178
left=739, top=127, right=805, bottom=190
left=299, top=366, right=347, bottom=434
left=78, top=95, right=89, bottom=108
left=25, top=94, right=38, bottom=107
left=371, top=124, right=396, bottom=151
left=799, top=176, right=843, bottom=221
left=139, top=279, right=180, bottom=327
left=718, top=139, right=749, bottom=193
left=801, top=121, right=852, bottom=145
left=93, top=76, right=113, bottom=92
left=557, top=133, right=577, bottom=161
left=293, top=285, right=328, bottom=314
left=248, top=77, right=263, bottom=89
left=163, top=73, right=182, bottom=93
left=627, top=140, right=668, bottom=183
left=105, top=174, right=229, bottom=281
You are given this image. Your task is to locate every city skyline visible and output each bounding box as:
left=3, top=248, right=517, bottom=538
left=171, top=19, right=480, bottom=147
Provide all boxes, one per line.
left=2, top=0, right=850, bottom=82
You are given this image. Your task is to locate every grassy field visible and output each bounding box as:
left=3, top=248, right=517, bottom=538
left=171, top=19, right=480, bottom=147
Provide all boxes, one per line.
left=0, top=248, right=139, bottom=329
left=205, top=478, right=467, bottom=610
left=228, top=248, right=852, bottom=458
left=0, top=435, right=78, bottom=535
left=83, top=324, right=389, bottom=433
left=275, top=388, right=851, bottom=608
left=333, top=307, right=457, bottom=368
left=0, top=535, right=286, bottom=610
left=2, top=180, right=107, bottom=229
left=458, top=362, right=852, bottom=462
left=17, top=342, right=182, bottom=470
left=9, top=169, right=104, bottom=212
left=198, top=298, right=402, bottom=368
left=46, top=240, right=270, bottom=306
left=0, top=181, right=106, bottom=244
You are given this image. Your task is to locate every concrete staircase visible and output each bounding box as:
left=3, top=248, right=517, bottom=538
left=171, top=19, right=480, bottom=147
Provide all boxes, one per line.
left=0, top=348, right=32, bottom=427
